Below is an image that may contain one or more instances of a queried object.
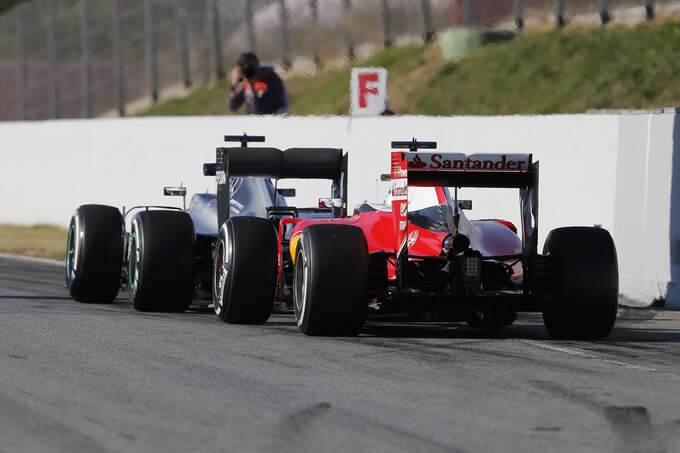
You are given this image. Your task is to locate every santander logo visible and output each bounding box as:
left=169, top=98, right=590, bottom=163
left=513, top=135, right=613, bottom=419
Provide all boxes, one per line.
left=406, top=153, right=531, bottom=172
left=408, top=155, right=427, bottom=169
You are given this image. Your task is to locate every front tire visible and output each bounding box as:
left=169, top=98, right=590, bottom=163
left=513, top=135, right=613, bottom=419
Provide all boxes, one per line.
left=294, top=225, right=368, bottom=336
left=66, top=204, right=124, bottom=303
left=213, top=217, right=277, bottom=324
left=542, top=227, right=619, bottom=339
left=128, top=210, right=195, bottom=312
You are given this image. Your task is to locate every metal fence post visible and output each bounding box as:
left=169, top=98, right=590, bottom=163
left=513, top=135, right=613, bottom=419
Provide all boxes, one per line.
left=112, top=0, right=125, bottom=115
left=278, top=0, right=292, bottom=70
left=210, top=0, right=224, bottom=80
left=245, top=0, right=256, bottom=52
left=176, top=1, right=192, bottom=87
left=16, top=3, right=26, bottom=120
left=645, top=0, right=655, bottom=20
left=381, top=0, right=392, bottom=48
left=463, top=0, right=475, bottom=27
left=80, top=0, right=92, bottom=118
left=309, top=0, right=321, bottom=69
left=599, top=0, right=611, bottom=25
left=47, top=0, right=59, bottom=119
left=343, top=0, right=354, bottom=60
left=144, top=0, right=158, bottom=101
left=514, top=0, right=524, bottom=30
left=556, top=0, right=566, bottom=28
left=420, top=0, right=434, bottom=43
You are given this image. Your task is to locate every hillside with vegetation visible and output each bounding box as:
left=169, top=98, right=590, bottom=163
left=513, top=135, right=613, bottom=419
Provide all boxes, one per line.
left=140, top=21, right=680, bottom=116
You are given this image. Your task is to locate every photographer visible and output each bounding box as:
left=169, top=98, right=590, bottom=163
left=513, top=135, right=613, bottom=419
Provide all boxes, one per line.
left=228, top=52, right=288, bottom=115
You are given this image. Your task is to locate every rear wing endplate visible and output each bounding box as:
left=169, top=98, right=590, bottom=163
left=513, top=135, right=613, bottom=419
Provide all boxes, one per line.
left=204, top=134, right=347, bottom=228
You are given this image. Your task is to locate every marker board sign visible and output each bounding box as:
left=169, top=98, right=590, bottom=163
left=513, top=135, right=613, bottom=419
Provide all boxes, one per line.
left=350, top=67, right=388, bottom=116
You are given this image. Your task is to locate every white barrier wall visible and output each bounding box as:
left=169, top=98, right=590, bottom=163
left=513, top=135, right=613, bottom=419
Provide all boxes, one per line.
left=0, top=113, right=676, bottom=307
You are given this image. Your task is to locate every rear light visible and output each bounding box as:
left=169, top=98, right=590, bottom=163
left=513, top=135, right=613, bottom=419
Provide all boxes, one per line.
left=457, top=252, right=482, bottom=282
left=462, top=256, right=481, bottom=281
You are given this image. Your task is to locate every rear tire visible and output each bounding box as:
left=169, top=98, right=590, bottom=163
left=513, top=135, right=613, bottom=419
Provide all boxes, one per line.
left=542, top=227, right=618, bottom=339
left=294, top=225, right=368, bottom=336
left=129, top=211, right=195, bottom=312
left=213, top=217, right=277, bottom=323
left=66, top=204, right=123, bottom=303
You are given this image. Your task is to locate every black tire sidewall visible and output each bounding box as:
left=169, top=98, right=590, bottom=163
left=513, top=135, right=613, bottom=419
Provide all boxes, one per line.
left=67, top=205, right=124, bottom=303
left=213, top=217, right=276, bottom=324
left=130, top=210, right=195, bottom=312
left=542, top=227, right=619, bottom=339
left=294, top=225, right=368, bottom=336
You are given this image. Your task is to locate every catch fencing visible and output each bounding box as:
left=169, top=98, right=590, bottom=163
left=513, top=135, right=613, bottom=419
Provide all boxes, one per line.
left=454, top=0, right=660, bottom=29
left=0, top=0, right=670, bottom=121
left=0, top=0, right=450, bottom=121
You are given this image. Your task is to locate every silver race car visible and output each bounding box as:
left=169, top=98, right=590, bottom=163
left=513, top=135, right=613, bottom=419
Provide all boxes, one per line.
left=64, top=134, right=300, bottom=312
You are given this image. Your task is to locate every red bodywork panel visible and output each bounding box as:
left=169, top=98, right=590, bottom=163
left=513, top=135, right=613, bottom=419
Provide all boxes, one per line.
left=290, top=211, right=446, bottom=280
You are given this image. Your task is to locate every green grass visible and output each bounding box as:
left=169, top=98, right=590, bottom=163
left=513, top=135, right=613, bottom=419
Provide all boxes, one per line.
left=0, top=224, right=67, bottom=261
left=140, top=21, right=680, bottom=117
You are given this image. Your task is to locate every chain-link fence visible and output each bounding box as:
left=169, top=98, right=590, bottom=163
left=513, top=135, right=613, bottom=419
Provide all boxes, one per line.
left=452, top=0, right=661, bottom=28
left=0, top=0, right=668, bottom=121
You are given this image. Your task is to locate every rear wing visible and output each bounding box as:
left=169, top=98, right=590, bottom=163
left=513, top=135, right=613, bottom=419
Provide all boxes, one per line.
left=390, top=140, right=539, bottom=286
left=204, top=134, right=348, bottom=228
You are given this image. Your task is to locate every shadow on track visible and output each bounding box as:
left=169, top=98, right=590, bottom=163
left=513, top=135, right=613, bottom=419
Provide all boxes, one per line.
left=0, top=295, right=72, bottom=300
left=358, top=311, right=680, bottom=344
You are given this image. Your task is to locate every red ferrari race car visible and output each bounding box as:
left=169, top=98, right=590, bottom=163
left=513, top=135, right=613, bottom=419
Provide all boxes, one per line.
left=213, top=140, right=618, bottom=339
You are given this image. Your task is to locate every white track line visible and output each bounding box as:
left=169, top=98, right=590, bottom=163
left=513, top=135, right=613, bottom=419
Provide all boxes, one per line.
left=521, top=340, right=660, bottom=372
left=0, top=253, right=64, bottom=267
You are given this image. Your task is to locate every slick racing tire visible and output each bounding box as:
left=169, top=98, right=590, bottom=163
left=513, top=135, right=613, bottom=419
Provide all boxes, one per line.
left=128, top=210, right=194, bottom=312
left=294, top=225, right=368, bottom=336
left=542, top=227, right=618, bottom=340
left=66, top=204, right=124, bottom=303
left=213, top=217, right=277, bottom=324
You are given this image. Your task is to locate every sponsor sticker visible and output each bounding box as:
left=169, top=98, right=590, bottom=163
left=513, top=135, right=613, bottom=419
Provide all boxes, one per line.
left=407, top=230, right=419, bottom=247
left=406, top=153, right=530, bottom=172
left=392, top=178, right=408, bottom=199
left=400, top=202, right=407, bottom=217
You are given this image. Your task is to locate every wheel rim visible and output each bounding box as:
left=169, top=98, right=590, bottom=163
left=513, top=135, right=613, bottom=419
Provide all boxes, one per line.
left=294, top=249, right=309, bottom=327
left=213, top=232, right=231, bottom=315
left=128, top=230, right=140, bottom=293
left=65, top=223, right=76, bottom=285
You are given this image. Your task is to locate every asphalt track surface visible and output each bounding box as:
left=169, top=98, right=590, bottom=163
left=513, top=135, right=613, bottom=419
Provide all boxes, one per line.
left=1, top=254, right=679, bottom=453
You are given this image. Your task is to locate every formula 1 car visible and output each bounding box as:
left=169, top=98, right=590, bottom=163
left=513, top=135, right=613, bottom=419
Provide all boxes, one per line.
left=209, top=141, right=347, bottom=322
left=215, top=139, right=618, bottom=339
left=65, top=134, right=299, bottom=312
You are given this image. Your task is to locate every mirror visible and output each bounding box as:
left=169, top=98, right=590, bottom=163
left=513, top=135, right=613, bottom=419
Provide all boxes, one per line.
left=164, top=187, right=187, bottom=197
left=458, top=200, right=472, bottom=210
left=318, top=198, right=344, bottom=209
